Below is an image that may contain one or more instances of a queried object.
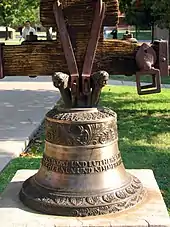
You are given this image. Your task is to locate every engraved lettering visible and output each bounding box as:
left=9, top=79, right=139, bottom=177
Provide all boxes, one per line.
left=94, top=166, right=101, bottom=173
left=70, top=168, right=76, bottom=174
left=96, top=161, right=101, bottom=166
left=65, top=167, right=70, bottom=174
left=89, top=168, right=93, bottom=173
left=88, top=161, right=92, bottom=167
left=81, top=161, right=87, bottom=167
left=42, top=154, right=123, bottom=174
left=81, top=168, right=88, bottom=174
left=76, top=161, right=82, bottom=168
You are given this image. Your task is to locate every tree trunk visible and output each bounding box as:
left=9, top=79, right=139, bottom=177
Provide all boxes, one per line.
left=46, top=27, right=53, bottom=41
left=135, top=25, right=138, bottom=39
left=151, top=23, right=154, bottom=44
left=5, top=26, right=9, bottom=40
left=169, top=29, right=170, bottom=63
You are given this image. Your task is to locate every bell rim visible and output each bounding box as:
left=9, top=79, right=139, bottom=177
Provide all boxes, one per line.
left=19, top=173, right=146, bottom=217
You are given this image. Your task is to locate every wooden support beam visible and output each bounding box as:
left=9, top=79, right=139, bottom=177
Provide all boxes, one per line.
left=3, top=40, right=139, bottom=76
left=40, top=0, right=119, bottom=27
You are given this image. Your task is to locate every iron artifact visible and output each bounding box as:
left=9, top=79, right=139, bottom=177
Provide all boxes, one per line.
left=0, top=0, right=164, bottom=218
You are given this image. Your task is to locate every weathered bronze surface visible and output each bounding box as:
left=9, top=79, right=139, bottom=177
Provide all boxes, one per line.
left=20, top=108, right=145, bottom=216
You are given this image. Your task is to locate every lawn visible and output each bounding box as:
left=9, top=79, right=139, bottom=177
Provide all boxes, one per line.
left=110, top=75, right=170, bottom=84
left=0, top=32, right=53, bottom=45
left=0, top=85, right=170, bottom=214
left=2, top=29, right=152, bottom=45
left=105, top=29, right=151, bottom=41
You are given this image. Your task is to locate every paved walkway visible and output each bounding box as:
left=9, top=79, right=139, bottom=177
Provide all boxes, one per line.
left=0, top=76, right=169, bottom=173
left=0, top=76, right=60, bottom=172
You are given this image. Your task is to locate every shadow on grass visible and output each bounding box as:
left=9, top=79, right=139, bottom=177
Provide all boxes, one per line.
left=101, top=91, right=170, bottom=111
left=100, top=91, right=170, bottom=142
left=120, top=144, right=170, bottom=210
left=100, top=90, right=170, bottom=210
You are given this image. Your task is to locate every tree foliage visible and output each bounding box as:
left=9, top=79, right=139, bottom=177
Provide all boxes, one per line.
left=151, top=0, right=170, bottom=29
left=0, top=0, right=39, bottom=27
left=119, top=0, right=170, bottom=30
left=13, top=5, right=40, bottom=27
left=119, top=0, right=157, bottom=29
left=0, top=0, right=19, bottom=26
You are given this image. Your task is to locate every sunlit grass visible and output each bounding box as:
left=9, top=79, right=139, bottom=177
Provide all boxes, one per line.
left=110, top=75, right=170, bottom=84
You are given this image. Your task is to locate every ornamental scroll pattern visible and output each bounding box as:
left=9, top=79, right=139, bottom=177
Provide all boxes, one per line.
left=46, top=107, right=117, bottom=122
left=45, top=119, right=117, bottom=146
left=20, top=175, right=145, bottom=217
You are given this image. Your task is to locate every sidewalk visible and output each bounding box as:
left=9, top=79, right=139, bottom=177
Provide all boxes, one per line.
left=3, top=76, right=170, bottom=88
left=0, top=77, right=59, bottom=172
left=0, top=76, right=169, bottom=173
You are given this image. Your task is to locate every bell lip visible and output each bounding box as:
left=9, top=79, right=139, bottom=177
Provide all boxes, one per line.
left=19, top=173, right=146, bottom=217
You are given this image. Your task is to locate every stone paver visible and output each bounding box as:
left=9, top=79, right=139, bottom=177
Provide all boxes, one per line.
left=0, top=76, right=59, bottom=172
left=0, top=169, right=169, bottom=227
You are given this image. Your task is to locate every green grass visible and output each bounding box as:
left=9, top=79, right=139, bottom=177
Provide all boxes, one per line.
left=0, top=32, right=53, bottom=45
left=0, top=85, right=170, bottom=213
left=100, top=86, right=170, bottom=213
left=106, top=30, right=151, bottom=41
left=0, top=157, right=41, bottom=193
left=2, top=30, right=152, bottom=45
left=0, top=38, right=21, bottom=45
left=110, top=75, right=170, bottom=84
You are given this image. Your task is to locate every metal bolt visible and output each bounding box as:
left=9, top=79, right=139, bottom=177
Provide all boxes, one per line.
left=162, top=57, right=166, bottom=62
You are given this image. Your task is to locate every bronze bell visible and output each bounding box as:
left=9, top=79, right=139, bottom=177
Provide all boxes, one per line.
left=19, top=107, right=145, bottom=217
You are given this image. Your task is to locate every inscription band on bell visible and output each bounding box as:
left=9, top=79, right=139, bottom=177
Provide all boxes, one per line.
left=42, top=153, right=122, bottom=174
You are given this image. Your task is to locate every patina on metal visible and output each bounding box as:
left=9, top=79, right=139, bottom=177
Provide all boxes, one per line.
left=19, top=0, right=146, bottom=217
left=20, top=107, right=145, bottom=216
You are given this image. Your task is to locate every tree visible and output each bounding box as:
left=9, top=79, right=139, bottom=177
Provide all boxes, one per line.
left=119, top=0, right=170, bottom=54
left=0, top=0, right=20, bottom=39
left=13, top=6, right=40, bottom=28
left=119, top=0, right=156, bottom=40
left=151, top=0, right=170, bottom=54
left=151, top=0, right=170, bottom=29
left=0, top=0, right=39, bottom=40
